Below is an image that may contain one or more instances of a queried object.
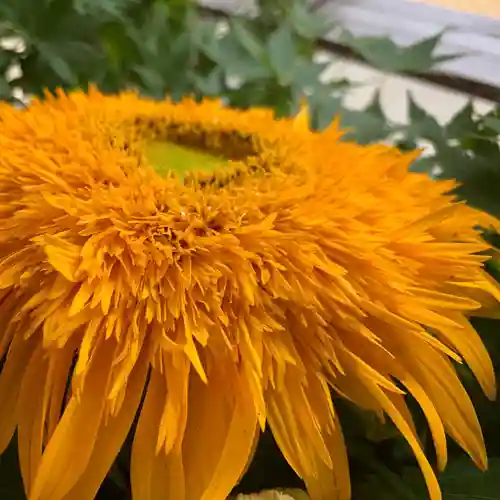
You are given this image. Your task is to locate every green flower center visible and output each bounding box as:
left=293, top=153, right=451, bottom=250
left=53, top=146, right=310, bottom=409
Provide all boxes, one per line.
left=144, top=141, right=228, bottom=179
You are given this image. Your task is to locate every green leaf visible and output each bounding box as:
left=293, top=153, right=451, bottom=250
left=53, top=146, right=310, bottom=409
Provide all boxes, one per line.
left=136, top=3, right=171, bottom=56
left=195, top=67, right=224, bottom=96
left=357, top=458, right=500, bottom=500
left=356, top=410, right=401, bottom=443
left=39, top=46, right=75, bottom=84
left=307, top=84, right=342, bottom=131
left=406, top=92, right=445, bottom=146
left=289, top=1, right=330, bottom=40
left=472, top=318, right=500, bottom=370
left=438, top=458, right=500, bottom=499
left=267, top=23, right=296, bottom=86
left=408, top=155, right=437, bottom=175
left=0, top=79, right=11, bottom=100
left=292, top=59, right=329, bottom=89
left=402, top=32, right=462, bottom=71
left=73, top=0, right=138, bottom=18
left=226, top=81, right=294, bottom=116
left=434, top=146, right=500, bottom=217
left=445, top=101, right=476, bottom=139
left=340, top=31, right=402, bottom=72
left=99, top=27, right=138, bottom=84
left=341, top=30, right=458, bottom=73
left=194, top=18, right=220, bottom=52
left=257, top=0, right=291, bottom=26
left=225, top=82, right=270, bottom=109
left=232, top=19, right=266, bottom=62
left=206, top=29, right=272, bottom=82
left=340, top=91, right=392, bottom=144
left=132, top=66, right=165, bottom=97
left=483, top=116, right=500, bottom=134
left=0, top=440, right=26, bottom=500
left=0, top=49, right=17, bottom=74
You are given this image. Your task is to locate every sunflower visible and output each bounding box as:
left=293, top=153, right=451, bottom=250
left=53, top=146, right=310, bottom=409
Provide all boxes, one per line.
left=0, top=87, right=499, bottom=500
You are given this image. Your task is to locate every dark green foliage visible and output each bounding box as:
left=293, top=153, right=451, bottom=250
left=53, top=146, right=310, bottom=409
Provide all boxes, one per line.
left=1, top=0, right=500, bottom=499
left=0, top=439, right=25, bottom=500
left=339, top=29, right=461, bottom=74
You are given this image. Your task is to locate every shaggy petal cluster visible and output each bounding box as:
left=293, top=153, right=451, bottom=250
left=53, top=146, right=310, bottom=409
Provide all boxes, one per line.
left=0, top=88, right=499, bottom=500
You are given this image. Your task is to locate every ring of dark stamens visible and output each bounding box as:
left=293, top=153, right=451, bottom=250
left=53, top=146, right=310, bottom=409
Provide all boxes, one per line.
left=127, top=117, right=273, bottom=189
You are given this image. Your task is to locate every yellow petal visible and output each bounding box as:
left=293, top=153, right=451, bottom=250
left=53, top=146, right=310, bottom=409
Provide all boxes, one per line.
left=363, top=379, right=442, bottom=500
left=63, top=353, right=149, bottom=500
left=293, top=98, right=310, bottom=132
left=200, top=375, right=259, bottom=500
left=30, top=340, right=115, bottom=500
left=397, top=371, right=448, bottom=471
left=0, top=333, right=38, bottom=454
left=437, top=313, right=496, bottom=400
left=303, top=411, right=350, bottom=500
left=150, top=449, right=185, bottom=500
left=45, top=346, right=77, bottom=440
left=131, top=368, right=186, bottom=500
left=267, top=368, right=352, bottom=500
left=408, top=345, right=486, bottom=470
left=156, top=352, right=190, bottom=455
left=181, top=360, right=234, bottom=500
left=18, top=346, right=48, bottom=494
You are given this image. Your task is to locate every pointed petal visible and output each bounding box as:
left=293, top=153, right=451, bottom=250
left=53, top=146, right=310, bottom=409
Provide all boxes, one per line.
left=293, top=98, right=310, bottom=132
left=176, top=355, right=259, bottom=500
left=397, top=372, right=447, bottom=471
left=45, top=347, right=76, bottom=441
left=304, top=411, right=350, bottom=500
left=437, top=313, right=496, bottom=400
left=157, top=352, right=190, bottom=455
left=200, top=374, right=258, bottom=500
left=131, top=368, right=186, bottom=500
left=63, top=353, right=149, bottom=500
left=0, top=334, right=38, bottom=453
left=267, top=375, right=318, bottom=479
left=410, top=345, right=486, bottom=470
left=181, top=366, right=231, bottom=499
left=18, top=346, right=49, bottom=494
left=362, top=380, right=442, bottom=500
left=30, top=340, right=115, bottom=500
left=268, top=369, right=351, bottom=500
left=150, top=449, right=185, bottom=500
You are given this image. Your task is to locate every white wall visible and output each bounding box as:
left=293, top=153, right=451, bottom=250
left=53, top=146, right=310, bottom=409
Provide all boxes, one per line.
left=315, top=51, right=495, bottom=126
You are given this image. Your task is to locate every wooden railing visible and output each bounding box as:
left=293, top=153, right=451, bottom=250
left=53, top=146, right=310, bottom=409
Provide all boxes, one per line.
left=199, top=0, right=500, bottom=102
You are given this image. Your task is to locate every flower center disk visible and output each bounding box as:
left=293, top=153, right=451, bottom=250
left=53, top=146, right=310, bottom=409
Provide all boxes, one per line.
left=143, top=141, right=229, bottom=179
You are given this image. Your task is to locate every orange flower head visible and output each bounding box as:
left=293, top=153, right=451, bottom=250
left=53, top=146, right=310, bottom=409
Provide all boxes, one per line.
left=0, top=88, right=499, bottom=500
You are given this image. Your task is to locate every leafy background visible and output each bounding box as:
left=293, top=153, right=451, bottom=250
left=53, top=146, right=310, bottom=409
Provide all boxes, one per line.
left=1, top=0, right=499, bottom=498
